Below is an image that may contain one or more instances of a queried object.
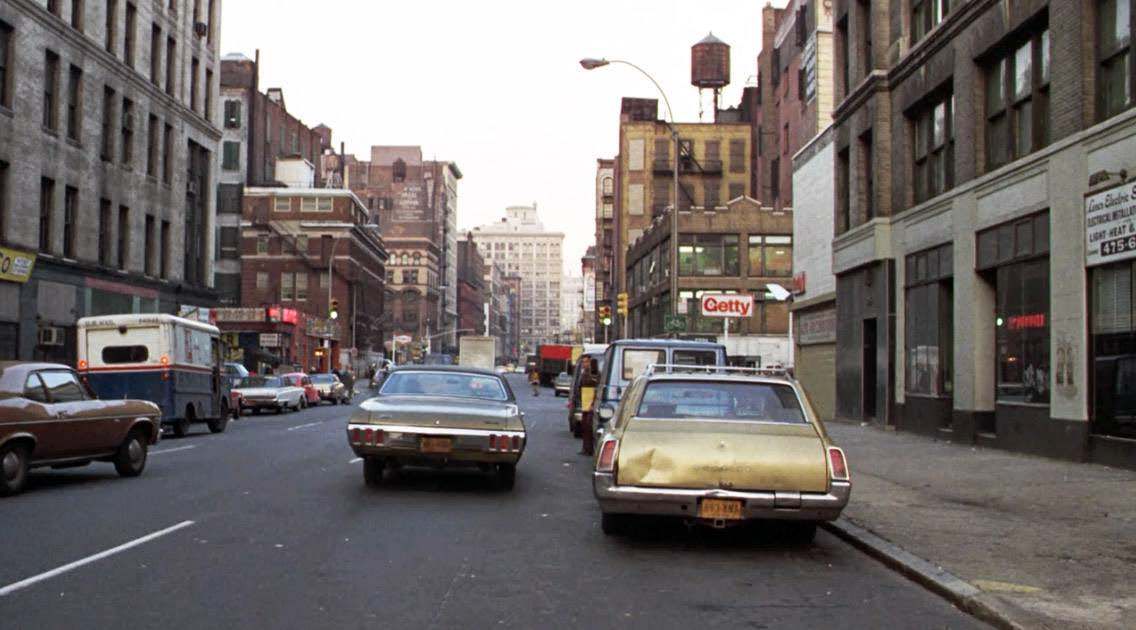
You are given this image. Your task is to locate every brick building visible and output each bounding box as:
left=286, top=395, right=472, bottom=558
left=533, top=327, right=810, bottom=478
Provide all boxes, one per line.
left=215, top=51, right=330, bottom=305
left=344, top=147, right=461, bottom=353
left=594, top=158, right=615, bottom=340
left=231, top=185, right=387, bottom=372
left=457, top=236, right=486, bottom=338
left=0, top=0, right=221, bottom=363
left=830, top=0, right=1135, bottom=468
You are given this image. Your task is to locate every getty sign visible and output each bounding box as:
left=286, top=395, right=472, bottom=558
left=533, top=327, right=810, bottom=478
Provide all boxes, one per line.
left=1086, top=181, right=1136, bottom=267
left=700, top=294, right=754, bottom=318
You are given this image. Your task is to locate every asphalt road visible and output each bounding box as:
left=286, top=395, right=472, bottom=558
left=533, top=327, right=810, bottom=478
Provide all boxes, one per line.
left=0, top=375, right=985, bottom=629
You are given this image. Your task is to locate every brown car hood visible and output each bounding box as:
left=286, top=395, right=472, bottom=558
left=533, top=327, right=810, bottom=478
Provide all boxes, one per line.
left=616, top=419, right=829, bottom=493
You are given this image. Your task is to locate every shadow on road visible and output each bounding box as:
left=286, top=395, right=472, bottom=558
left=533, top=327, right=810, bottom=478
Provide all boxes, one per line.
left=606, top=517, right=826, bottom=552
left=363, top=466, right=509, bottom=495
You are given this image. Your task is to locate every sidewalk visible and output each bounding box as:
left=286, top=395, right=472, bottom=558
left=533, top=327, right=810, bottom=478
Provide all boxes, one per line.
left=824, top=421, right=1136, bottom=630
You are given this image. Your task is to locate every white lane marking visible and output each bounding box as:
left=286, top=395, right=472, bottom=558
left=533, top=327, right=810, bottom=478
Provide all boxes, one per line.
left=150, top=445, right=197, bottom=456
left=349, top=458, right=362, bottom=464
left=0, top=520, right=196, bottom=597
left=286, top=422, right=322, bottom=432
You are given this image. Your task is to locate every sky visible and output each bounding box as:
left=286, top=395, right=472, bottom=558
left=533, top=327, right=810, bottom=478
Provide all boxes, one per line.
left=220, top=0, right=772, bottom=274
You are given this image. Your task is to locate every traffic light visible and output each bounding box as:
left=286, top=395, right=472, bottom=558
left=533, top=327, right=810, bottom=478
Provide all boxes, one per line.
left=617, top=293, right=629, bottom=317
left=329, top=299, right=340, bottom=320
left=599, top=305, right=612, bottom=327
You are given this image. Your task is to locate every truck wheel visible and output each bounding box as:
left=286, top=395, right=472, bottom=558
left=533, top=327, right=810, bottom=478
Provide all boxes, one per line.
left=363, top=457, right=384, bottom=487
left=113, top=430, right=149, bottom=477
left=496, top=463, right=516, bottom=491
left=0, top=443, right=30, bottom=496
left=172, top=415, right=191, bottom=438
left=207, top=413, right=229, bottom=434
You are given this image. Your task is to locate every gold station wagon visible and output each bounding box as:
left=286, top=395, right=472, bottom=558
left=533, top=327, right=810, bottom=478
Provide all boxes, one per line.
left=592, top=366, right=850, bottom=541
left=347, top=366, right=526, bottom=490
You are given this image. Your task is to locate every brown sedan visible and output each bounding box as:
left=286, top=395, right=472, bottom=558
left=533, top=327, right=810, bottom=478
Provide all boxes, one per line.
left=0, top=362, right=161, bottom=496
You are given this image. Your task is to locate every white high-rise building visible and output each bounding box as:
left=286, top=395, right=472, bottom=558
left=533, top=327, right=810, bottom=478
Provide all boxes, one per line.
left=470, top=205, right=564, bottom=353
left=560, top=275, right=583, bottom=340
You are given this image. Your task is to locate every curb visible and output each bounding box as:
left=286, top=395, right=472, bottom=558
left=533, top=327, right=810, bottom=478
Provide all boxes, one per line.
left=822, top=518, right=1027, bottom=630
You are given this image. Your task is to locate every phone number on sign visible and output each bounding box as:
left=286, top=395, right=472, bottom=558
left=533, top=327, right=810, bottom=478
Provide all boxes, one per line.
left=1100, top=236, right=1136, bottom=257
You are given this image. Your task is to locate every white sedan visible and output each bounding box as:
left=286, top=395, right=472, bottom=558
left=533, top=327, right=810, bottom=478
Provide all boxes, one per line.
left=233, top=376, right=307, bottom=414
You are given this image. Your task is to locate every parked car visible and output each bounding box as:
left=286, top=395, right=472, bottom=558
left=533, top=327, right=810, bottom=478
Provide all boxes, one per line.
left=232, top=376, right=306, bottom=414
left=310, top=373, right=351, bottom=405
left=281, top=372, right=320, bottom=408
left=568, top=351, right=606, bottom=436
left=347, top=366, right=526, bottom=489
left=593, top=365, right=850, bottom=541
left=78, top=314, right=233, bottom=437
left=223, top=362, right=249, bottom=389
left=0, top=362, right=161, bottom=496
left=553, top=371, right=573, bottom=397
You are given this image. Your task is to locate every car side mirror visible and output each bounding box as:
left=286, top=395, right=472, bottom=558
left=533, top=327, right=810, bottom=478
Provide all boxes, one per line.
left=597, top=404, right=616, bottom=423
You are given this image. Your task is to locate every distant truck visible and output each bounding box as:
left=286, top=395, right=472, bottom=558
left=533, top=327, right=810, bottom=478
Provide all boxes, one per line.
left=458, top=336, right=497, bottom=370
left=537, top=344, right=574, bottom=385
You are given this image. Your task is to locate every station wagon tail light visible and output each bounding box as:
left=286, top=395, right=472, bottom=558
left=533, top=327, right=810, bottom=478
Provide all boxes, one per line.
left=596, top=439, right=619, bottom=474
left=828, top=447, right=849, bottom=481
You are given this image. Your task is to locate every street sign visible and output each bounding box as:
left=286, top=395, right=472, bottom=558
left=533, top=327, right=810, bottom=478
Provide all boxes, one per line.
left=1086, top=180, right=1136, bottom=267
left=259, top=333, right=282, bottom=347
left=700, top=294, right=754, bottom=318
left=0, top=246, right=36, bottom=284
left=664, top=315, right=687, bottom=333
left=394, top=335, right=413, bottom=345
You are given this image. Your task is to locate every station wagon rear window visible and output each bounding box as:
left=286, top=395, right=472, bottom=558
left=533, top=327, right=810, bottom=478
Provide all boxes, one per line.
left=380, top=372, right=508, bottom=401
left=101, top=346, right=150, bottom=364
left=622, top=349, right=665, bottom=380
left=636, top=381, right=806, bottom=424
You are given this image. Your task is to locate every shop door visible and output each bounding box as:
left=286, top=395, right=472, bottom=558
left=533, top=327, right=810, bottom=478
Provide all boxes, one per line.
left=863, top=319, right=877, bottom=420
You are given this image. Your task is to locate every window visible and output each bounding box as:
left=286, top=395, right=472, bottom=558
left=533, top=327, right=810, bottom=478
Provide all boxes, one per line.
left=703, top=183, right=720, bottom=209
left=729, top=182, right=745, bottom=201
left=0, top=21, right=12, bottom=108
left=769, top=157, right=780, bottom=200
left=985, top=27, right=1050, bottom=170
left=295, top=234, right=308, bottom=253
left=44, top=51, right=60, bottom=131
left=63, top=186, right=78, bottom=258
left=256, top=234, right=268, bottom=254
left=978, top=212, right=1050, bottom=404
left=1091, top=260, right=1136, bottom=438
left=101, top=86, right=115, bottom=161
left=219, top=226, right=238, bottom=257
left=393, top=158, right=407, bottom=182
left=121, top=98, right=134, bottom=165
left=274, top=196, right=291, bottom=212
left=165, top=37, right=176, bottom=97
left=101, top=346, right=148, bottom=364
left=222, top=141, right=240, bottom=170
left=1099, top=0, right=1134, bottom=119
left=317, top=197, right=332, bottom=212
left=256, top=271, right=268, bottom=289
left=204, top=68, right=213, bottom=119
left=729, top=139, right=745, bottom=173
left=38, top=370, right=86, bottom=402
left=281, top=273, right=294, bottom=301
left=404, top=269, right=420, bottom=284
left=837, top=148, right=851, bottom=231
left=296, top=273, right=308, bottom=301
left=301, top=197, right=316, bottom=212
left=147, top=114, right=159, bottom=176
left=911, top=0, right=950, bottom=45
left=66, top=65, right=82, bottom=141
left=162, top=122, right=173, bottom=183
left=150, top=24, right=161, bottom=85
left=124, top=3, right=136, bottom=68
left=39, top=178, right=55, bottom=253
left=160, top=220, right=170, bottom=278
left=912, top=91, right=954, bottom=204
left=678, top=234, right=740, bottom=276
left=905, top=244, right=954, bottom=397
left=602, top=176, right=614, bottom=196
left=638, top=381, right=804, bottom=423
left=117, top=205, right=130, bottom=270
left=224, top=100, right=241, bottom=128
left=105, top=0, right=117, bottom=54
left=98, top=199, right=112, bottom=265
left=71, top=0, right=84, bottom=30
left=190, top=57, right=199, bottom=112
left=0, top=161, right=6, bottom=239
left=838, top=16, right=850, bottom=98
left=144, top=214, right=155, bottom=275
left=858, top=0, right=872, bottom=78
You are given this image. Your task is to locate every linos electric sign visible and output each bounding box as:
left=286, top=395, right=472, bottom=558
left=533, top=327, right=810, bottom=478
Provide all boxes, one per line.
left=700, top=294, right=754, bottom=318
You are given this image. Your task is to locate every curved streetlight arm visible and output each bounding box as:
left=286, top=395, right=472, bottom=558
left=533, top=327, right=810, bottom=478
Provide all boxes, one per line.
left=591, top=59, right=675, bottom=125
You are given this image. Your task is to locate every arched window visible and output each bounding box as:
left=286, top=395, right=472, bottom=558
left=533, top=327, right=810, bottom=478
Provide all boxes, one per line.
left=393, top=159, right=407, bottom=182
left=401, top=253, right=410, bottom=266
left=602, top=177, right=614, bottom=196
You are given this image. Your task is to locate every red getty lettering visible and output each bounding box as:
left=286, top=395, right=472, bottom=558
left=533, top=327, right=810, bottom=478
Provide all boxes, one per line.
left=702, top=296, right=751, bottom=317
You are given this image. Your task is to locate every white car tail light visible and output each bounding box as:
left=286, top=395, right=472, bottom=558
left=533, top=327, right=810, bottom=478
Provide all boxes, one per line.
left=596, top=439, right=619, bottom=474
left=828, top=447, right=849, bottom=481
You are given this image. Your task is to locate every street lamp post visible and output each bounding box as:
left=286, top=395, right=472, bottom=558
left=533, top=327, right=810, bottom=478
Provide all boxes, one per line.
left=580, top=58, right=683, bottom=334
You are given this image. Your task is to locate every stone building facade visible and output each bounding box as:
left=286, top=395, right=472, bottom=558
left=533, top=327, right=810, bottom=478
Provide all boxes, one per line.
left=594, top=158, right=615, bottom=340
left=831, top=0, right=1136, bottom=467
left=0, top=0, right=221, bottom=362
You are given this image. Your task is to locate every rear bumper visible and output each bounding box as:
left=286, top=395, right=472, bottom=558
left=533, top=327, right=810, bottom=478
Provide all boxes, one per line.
left=347, top=423, right=524, bottom=465
left=593, top=473, right=850, bottom=522
left=242, top=399, right=282, bottom=409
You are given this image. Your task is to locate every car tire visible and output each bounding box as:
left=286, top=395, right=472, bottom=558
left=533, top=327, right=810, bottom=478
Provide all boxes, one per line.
left=0, top=442, right=30, bottom=497
left=496, top=463, right=516, bottom=491
left=275, top=405, right=284, bottom=415
left=207, top=413, right=229, bottom=434
left=363, top=457, right=384, bottom=487
left=172, top=416, right=191, bottom=438
left=113, top=430, right=149, bottom=477
left=786, top=522, right=817, bottom=545
left=601, top=512, right=629, bottom=536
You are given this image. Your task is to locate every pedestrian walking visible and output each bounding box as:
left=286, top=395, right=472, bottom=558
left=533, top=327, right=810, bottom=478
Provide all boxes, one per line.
left=529, top=369, right=541, bottom=397
left=577, top=357, right=599, bottom=456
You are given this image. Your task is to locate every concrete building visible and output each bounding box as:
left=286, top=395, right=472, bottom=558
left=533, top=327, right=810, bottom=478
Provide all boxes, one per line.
left=0, top=0, right=222, bottom=363
left=343, top=147, right=461, bottom=353
left=470, top=205, right=564, bottom=354
left=594, top=158, right=615, bottom=340
left=215, top=51, right=330, bottom=305
left=830, top=0, right=1135, bottom=467
left=482, top=261, right=511, bottom=357
left=456, top=236, right=486, bottom=338
left=233, top=180, right=387, bottom=372
left=560, top=274, right=583, bottom=342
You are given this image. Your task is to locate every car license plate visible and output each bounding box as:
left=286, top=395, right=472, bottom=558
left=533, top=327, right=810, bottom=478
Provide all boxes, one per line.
left=420, top=437, right=452, bottom=454
left=699, top=499, right=743, bottom=520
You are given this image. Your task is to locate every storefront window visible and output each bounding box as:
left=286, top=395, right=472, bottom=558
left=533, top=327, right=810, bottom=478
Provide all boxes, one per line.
left=904, top=244, right=953, bottom=396
left=1092, top=260, right=1136, bottom=438
left=679, top=234, right=739, bottom=276
left=979, top=212, right=1050, bottom=404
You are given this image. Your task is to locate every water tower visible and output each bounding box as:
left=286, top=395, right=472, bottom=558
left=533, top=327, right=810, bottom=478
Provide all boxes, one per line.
left=691, top=33, right=731, bottom=120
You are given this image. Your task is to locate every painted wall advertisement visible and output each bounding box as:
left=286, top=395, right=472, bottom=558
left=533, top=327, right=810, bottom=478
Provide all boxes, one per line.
left=1086, top=181, right=1136, bottom=267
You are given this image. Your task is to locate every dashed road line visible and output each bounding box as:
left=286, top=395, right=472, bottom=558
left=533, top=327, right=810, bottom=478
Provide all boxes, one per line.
left=286, top=422, right=323, bottom=432
left=151, top=445, right=197, bottom=456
